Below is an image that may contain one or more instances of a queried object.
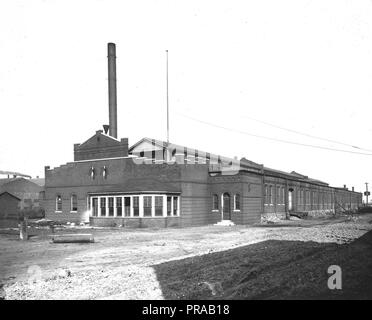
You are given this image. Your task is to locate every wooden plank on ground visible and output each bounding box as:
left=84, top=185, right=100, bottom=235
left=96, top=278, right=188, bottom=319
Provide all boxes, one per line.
left=52, top=234, right=94, bottom=243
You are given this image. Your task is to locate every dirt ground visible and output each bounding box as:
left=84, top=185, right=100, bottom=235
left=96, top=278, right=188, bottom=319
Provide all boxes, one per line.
left=1, top=213, right=372, bottom=300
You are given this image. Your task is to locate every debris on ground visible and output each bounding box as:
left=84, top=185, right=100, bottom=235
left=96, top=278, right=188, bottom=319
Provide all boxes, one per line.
left=1, top=214, right=371, bottom=300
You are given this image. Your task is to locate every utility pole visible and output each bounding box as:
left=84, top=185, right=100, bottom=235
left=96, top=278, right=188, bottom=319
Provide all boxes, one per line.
left=166, top=49, right=169, bottom=144
left=365, top=182, right=369, bottom=205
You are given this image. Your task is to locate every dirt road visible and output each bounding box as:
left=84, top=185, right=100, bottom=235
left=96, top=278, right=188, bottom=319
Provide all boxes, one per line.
left=1, top=214, right=371, bottom=299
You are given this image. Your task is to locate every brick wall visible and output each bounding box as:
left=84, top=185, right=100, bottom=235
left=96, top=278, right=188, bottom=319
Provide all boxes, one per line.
left=74, top=131, right=128, bottom=161
left=90, top=216, right=180, bottom=228
left=208, top=172, right=262, bottom=225
left=44, top=158, right=183, bottom=222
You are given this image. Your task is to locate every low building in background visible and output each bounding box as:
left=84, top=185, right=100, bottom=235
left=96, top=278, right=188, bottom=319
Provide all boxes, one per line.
left=0, top=177, right=45, bottom=227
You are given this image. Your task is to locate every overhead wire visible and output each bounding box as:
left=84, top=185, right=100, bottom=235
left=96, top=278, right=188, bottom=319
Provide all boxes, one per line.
left=240, top=114, right=372, bottom=152
left=176, top=112, right=372, bottom=156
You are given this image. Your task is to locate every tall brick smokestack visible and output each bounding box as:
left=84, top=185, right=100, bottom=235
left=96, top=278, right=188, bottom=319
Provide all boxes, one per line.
left=108, top=43, right=117, bottom=138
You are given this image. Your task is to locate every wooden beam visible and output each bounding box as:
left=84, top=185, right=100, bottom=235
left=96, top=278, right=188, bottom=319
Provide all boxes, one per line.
left=52, top=234, right=94, bottom=243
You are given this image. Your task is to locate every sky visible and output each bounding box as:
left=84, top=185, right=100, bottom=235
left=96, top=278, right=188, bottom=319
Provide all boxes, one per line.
left=0, top=0, right=372, bottom=196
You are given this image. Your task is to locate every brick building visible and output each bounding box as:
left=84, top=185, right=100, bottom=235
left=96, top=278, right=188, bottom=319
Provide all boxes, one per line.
left=43, top=133, right=362, bottom=227
left=43, top=43, right=362, bottom=228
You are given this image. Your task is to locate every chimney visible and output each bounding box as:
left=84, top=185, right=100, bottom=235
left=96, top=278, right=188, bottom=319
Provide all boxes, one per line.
left=108, top=43, right=118, bottom=138
left=344, top=184, right=346, bottom=189
left=352, top=187, right=354, bottom=192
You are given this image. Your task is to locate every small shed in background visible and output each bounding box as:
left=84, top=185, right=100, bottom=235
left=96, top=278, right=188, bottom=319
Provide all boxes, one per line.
left=0, top=191, right=21, bottom=227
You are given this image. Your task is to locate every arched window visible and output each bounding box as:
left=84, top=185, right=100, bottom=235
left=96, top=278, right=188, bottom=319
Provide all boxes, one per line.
left=276, top=186, right=280, bottom=204
left=264, top=185, right=268, bottom=204
left=89, top=166, right=95, bottom=179
left=269, top=186, right=273, bottom=204
left=56, top=195, right=62, bottom=212
left=212, top=194, right=219, bottom=210
left=234, top=194, right=241, bottom=211
left=71, top=194, right=78, bottom=212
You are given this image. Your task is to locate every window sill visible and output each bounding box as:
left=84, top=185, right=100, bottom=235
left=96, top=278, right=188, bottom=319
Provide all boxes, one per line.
left=70, top=211, right=77, bottom=213
left=233, top=210, right=241, bottom=212
left=55, top=211, right=62, bottom=213
left=142, top=216, right=180, bottom=218
left=94, top=216, right=180, bottom=218
left=211, top=210, right=219, bottom=212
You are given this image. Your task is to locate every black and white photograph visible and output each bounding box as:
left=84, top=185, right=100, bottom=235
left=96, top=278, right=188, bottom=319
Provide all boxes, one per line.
left=1, top=0, right=372, bottom=307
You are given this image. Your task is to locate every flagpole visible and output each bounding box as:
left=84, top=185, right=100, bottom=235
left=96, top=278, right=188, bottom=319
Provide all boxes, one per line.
left=166, top=49, right=169, bottom=144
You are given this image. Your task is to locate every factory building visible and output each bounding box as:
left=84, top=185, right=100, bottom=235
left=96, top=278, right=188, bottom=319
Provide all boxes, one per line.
left=43, top=43, right=362, bottom=227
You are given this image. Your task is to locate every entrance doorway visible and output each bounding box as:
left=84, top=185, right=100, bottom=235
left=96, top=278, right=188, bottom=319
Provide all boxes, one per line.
left=288, top=188, right=294, bottom=211
left=223, top=192, right=231, bottom=220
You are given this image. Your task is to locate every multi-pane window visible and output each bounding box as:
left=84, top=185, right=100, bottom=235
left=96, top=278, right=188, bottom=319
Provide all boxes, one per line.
left=100, top=198, right=106, bottom=216
left=277, top=186, right=280, bottom=204
left=312, top=191, right=317, bottom=206
left=234, top=194, right=241, bottom=210
left=108, top=197, right=114, bottom=216
left=173, top=196, right=178, bottom=216
left=167, top=196, right=172, bottom=216
left=90, top=195, right=180, bottom=218
left=264, top=185, right=268, bottom=204
left=92, top=198, right=98, bottom=216
left=280, top=187, right=283, bottom=204
left=56, top=195, right=62, bottom=211
left=317, top=192, right=319, bottom=206
left=71, top=194, right=78, bottom=212
left=212, top=194, right=219, bottom=210
left=116, top=197, right=122, bottom=217
left=124, top=197, right=131, bottom=217
left=300, top=189, right=304, bottom=206
left=302, top=189, right=305, bottom=206
left=144, top=196, right=152, bottom=217
left=269, top=186, right=273, bottom=204
left=155, top=196, right=163, bottom=216
left=306, top=191, right=310, bottom=205
left=312, top=191, right=315, bottom=206
left=133, top=196, right=139, bottom=216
